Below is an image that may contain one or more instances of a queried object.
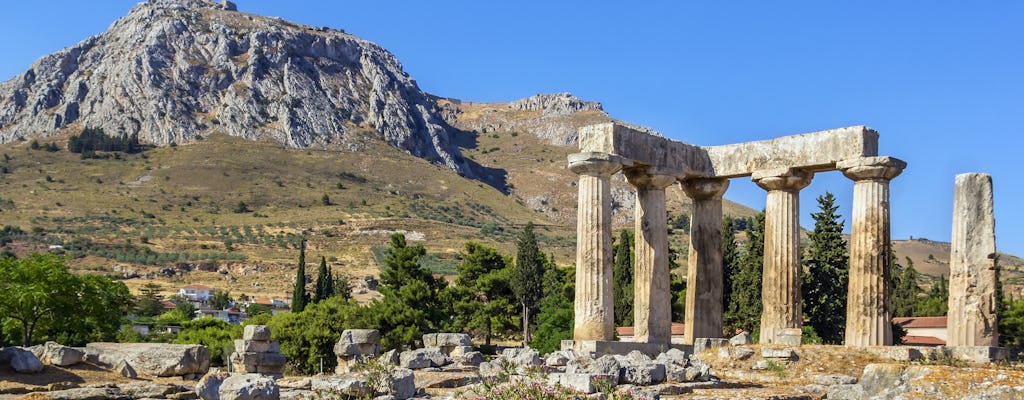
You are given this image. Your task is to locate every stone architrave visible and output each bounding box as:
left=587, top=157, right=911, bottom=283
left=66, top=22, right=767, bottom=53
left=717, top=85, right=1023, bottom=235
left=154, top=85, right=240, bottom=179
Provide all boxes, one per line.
left=569, top=152, right=624, bottom=341
left=625, top=169, right=677, bottom=344
left=838, top=156, right=906, bottom=347
left=680, top=178, right=730, bottom=344
left=753, top=168, right=813, bottom=344
left=947, top=173, right=999, bottom=347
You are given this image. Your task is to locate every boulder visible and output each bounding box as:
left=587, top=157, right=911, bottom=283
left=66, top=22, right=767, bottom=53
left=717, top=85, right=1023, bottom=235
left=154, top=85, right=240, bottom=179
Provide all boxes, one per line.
left=85, top=343, right=210, bottom=377
left=501, top=347, right=542, bottom=370
left=39, top=341, right=85, bottom=366
left=219, top=373, right=280, bottom=400
left=196, top=370, right=231, bottom=400
left=115, top=359, right=137, bottom=378
left=2, top=347, right=44, bottom=373
left=654, top=348, right=688, bottom=366
left=545, top=350, right=575, bottom=367
left=622, top=362, right=666, bottom=385
left=454, top=351, right=484, bottom=367
left=399, top=348, right=448, bottom=369
left=729, top=332, right=753, bottom=346
left=243, top=326, right=272, bottom=342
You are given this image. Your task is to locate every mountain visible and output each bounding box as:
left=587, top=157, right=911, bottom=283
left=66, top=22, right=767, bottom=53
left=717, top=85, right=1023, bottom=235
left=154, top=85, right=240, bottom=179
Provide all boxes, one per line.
left=0, top=0, right=472, bottom=176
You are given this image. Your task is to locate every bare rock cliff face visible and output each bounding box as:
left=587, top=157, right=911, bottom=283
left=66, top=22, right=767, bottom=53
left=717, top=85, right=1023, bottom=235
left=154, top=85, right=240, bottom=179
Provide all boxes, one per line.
left=0, top=0, right=472, bottom=176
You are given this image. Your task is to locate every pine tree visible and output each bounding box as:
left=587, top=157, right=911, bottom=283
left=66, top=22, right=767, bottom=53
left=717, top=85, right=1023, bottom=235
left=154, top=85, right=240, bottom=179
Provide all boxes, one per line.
left=612, top=229, right=635, bottom=326
left=511, top=222, right=544, bottom=345
left=450, top=242, right=517, bottom=345
left=375, top=233, right=447, bottom=349
left=291, top=240, right=308, bottom=312
left=725, top=211, right=764, bottom=334
left=314, top=256, right=329, bottom=303
left=801, top=192, right=849, bottom=344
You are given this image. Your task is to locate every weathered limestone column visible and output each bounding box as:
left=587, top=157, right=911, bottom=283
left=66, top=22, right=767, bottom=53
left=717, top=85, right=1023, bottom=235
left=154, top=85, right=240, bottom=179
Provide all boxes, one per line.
left=625, top=169, right=678, bottom=344
left=948, top=173, right=999, bottom=347
left=753, top=168, right=813, bottom=344
left=680, top=178, right=730, bottom=344
left=838, top=156, right=906, bottom=347
left=569, top=152, right=623, bottom=341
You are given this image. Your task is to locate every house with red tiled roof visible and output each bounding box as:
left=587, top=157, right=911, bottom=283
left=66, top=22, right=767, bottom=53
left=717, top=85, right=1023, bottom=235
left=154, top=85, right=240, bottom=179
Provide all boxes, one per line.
left=616, top=322, right=687, bottom=344
left=178, top=284, right=214, bottom=302
left=893, top=316, right=947, bottom=346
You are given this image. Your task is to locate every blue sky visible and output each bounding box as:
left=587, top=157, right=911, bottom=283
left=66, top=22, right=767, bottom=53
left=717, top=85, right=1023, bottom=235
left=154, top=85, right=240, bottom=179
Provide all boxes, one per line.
left=2, top=1, right=1021, bottom=255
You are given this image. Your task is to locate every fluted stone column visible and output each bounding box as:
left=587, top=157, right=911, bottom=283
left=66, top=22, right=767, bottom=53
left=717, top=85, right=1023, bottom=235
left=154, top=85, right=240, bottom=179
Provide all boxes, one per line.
left=838, top=156, right=906, bottom=347
left=681, top=178, right=730, bottom=344
left=569, top=152, right=623, bottom=341
left=625, top=169, right=677, bottom=344
left=753, top=168, right=813, bottom=344
left=948, top=173, right=999, bottom=347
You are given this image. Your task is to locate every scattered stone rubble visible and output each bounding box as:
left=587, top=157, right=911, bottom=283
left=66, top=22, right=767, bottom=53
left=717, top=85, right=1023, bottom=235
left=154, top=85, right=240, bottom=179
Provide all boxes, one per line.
left=230, top=325, right=285, bottom=377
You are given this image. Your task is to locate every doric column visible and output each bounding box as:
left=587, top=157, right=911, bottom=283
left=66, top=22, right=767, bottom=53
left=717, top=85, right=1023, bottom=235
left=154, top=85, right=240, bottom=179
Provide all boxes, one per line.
left=569, top=152, right=624, bottom=341
left=753, top=168, right=813, bottom=344
left=838, top=156, right=906, bottom=347
left=681, top=178, right=730, bottom=344
left=625, top=169, right=678, bottom=344
left=948, top=173, right=998, bottom=347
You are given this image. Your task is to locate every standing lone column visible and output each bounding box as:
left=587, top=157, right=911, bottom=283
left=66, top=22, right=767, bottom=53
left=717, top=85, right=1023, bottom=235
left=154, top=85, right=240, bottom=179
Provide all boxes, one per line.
left=569, top=152, right=623, bottom=341
left=625, top=169, right=678, bottom=344
left=838, top=156, right=906, bottom=347
left=681, top=178, right=730, bottom=344
left=948, top=173, right=999, bottom=347
left=753, top=168, right=813, bottom=344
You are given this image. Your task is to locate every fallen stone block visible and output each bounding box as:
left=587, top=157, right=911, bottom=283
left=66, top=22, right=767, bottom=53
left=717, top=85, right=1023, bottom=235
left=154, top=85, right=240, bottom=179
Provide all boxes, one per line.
left=951, top=346, right=1009, bottom=363
left=774, top=328, right=802, bottom=346
left=85, top=343, right=209, bottom=377
left=422, top=333, right=471, bottom=348
left=813, top=374, right=857, bottom=386
left=623, top=362, right=666, bottom=385
left=760, top=347, right=796, bottom=360
left=399, top=348, right=448, bottom=369
left=234, top=340, right=280, bottom=354
left=828, top=383, right=866, bottom=400
left=728, top=332, right=753, bottom=346
left=243, top=325, right=271, bottom=342
left=311, top=376, right=369, bottom=398
left=692, top=338, right=728, bottom=355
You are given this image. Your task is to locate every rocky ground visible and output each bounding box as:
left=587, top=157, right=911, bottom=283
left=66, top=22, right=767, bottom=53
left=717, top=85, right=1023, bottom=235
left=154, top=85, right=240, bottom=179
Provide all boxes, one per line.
left=3, top=339, right=1023, bottom=400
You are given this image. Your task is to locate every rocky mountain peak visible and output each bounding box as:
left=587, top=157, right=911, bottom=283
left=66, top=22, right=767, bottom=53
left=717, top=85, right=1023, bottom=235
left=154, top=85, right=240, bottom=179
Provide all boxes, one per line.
left=0, top=0, right=473, bottom=176
left=508, top=92, right=603, bottom=116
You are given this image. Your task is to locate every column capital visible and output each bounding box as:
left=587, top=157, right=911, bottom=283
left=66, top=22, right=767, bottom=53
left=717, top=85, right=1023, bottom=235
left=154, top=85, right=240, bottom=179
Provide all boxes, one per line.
left=681, top=177, right=730, bottom=200
left=624, top=168, right=677, bottom=190
left=837, top=156, right=907, bottom=182
left=752, top=168, right=813, bottom=192
left=568, top=152, right=625, bottom=177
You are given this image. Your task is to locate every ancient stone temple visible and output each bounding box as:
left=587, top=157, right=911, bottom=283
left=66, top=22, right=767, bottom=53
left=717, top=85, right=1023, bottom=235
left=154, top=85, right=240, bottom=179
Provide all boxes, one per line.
left=568, top=122, right=905, bottom=351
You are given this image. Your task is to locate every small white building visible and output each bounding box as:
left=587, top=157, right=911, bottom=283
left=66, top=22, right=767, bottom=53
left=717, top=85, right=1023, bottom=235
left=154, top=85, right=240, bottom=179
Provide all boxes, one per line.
left=178, top=284, right=215, bottom=302
left=893, top=316, right=947, bottom=346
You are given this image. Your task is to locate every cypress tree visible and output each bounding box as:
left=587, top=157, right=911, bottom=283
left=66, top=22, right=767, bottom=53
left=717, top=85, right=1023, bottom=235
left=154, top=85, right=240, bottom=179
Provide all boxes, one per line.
left=314, top=256, right=329, bottom=303
left=725, top=211, right=764, bottom=334
left=511, top=222, right=544, bottom=344
left=801, top=192, right=849, bottom=344
left=291, top=239, right=308, bottom=312
left=612, top=229, right=635, bottom=326
left=721, top=216, right=741, bottom=334
left=891, top=256, right=923, bottom=317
